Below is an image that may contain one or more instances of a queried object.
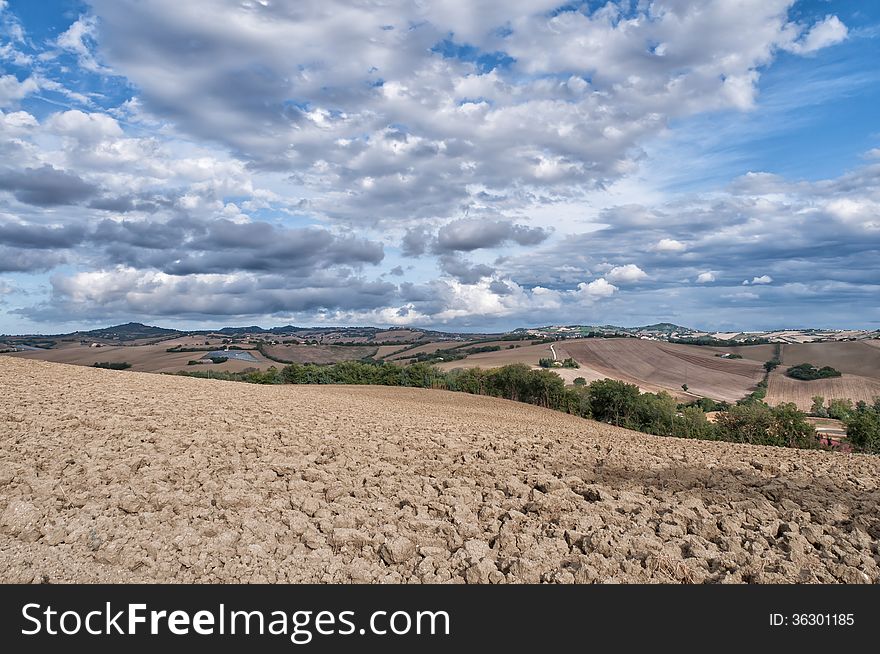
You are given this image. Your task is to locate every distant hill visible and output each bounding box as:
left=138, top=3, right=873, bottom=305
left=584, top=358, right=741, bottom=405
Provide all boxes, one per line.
left=635, top=322, right=695, bottom=334
left=75, top=322, right=181, bottom=341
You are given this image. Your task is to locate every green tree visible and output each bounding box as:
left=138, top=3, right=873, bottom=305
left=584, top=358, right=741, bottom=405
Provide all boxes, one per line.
left=769, top=402, right=818, bottom=449
left=673, top=406, right=716, bottom=440
left=827, top=398, right=854, bottom=420
left=810, top=395, right=827, bottom=417
left=586, top=379, right=641, bottom=427
left=845, top=405, right=880, bottom=453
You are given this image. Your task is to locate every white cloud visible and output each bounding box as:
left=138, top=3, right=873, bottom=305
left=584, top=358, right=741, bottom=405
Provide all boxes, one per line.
left=696, top=272, right=716, bottom=283
left=722, top=291, right=759, bottom=300
left=0, top=74, right=38, bottom=108
left=653, top=238, right=687, bottom=253
left=574, top=278, right=617, bottom=300
left=743, top=275, right=773, bottom=285
left=606, top=264, right=648, bottom=284
left=47, top=110, right=124, bottom=143
left=785, top=15, right=848, bottom=55
left=56, top=16, right=107, bottom=73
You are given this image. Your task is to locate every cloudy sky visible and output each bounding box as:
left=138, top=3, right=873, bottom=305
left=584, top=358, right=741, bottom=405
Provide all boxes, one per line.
left=1, top=0, right=878, bottom=333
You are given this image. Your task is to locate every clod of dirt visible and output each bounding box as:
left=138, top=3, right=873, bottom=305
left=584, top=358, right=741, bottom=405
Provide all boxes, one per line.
left=1, top=356, right=879, bottom=584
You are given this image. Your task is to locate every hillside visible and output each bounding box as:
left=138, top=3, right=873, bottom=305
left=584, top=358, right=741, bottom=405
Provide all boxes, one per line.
left=1, top=357, right=878, bottom=584
left=557, top=339, right=765, bottom=402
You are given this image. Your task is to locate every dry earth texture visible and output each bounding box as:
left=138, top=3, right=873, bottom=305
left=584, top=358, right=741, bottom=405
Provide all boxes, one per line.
left=2, top=359, right=879, bottom=584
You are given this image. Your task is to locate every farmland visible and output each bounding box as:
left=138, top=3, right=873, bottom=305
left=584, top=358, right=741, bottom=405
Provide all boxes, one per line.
left=2, top=356, right=878, bottom=584
left=260, top=344, right=378, bottom=364
left=766, top=373, right=880, bottom=411
left=556, top=340, right=765, bottom=403
left=5, top=341, right=276, bottom=374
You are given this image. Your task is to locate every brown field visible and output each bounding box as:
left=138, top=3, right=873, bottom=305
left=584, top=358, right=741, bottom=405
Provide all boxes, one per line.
left=384, top=340, right=476, bottom=361
left=766, top=373, right=880, bottom=411
left=1, top=356, right=878, bottom=584
left=434, top=343, right=554, bottom=371
left=717, top=344, right=778, bottom=363
left=260, top=344, right=377, bottom=364
left=4, top=343, right=274, bottom=374
left=557, top=340, right=765, bottom=403
left=372, top=329, right=425, bottom=342
left=776, top=341, right=880, bottom=379
left=373, top=345, right=412, bottom=359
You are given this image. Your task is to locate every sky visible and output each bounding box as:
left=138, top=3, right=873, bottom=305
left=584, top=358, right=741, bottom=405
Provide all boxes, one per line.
left=0, top=0, right=878, bottom=334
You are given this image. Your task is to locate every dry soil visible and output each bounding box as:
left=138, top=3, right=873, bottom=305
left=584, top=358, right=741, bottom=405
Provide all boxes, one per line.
left=1, top=357, right=878, bottom=584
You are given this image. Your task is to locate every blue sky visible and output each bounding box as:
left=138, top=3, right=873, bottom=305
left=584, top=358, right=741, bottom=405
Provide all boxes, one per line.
left=1, top=1, right=878, bottom=333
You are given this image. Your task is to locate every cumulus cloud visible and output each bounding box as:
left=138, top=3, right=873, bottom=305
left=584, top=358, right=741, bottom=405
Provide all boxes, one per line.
left=400, top=226, right=433, bottom=257
left=784, top=15, right=848, bottom=55
left=36, top=267, right=398, bottom=320
left=435, top=218, right=550, bottom=252
left=574, top=278, right=617, bottom=300
left=743, top=275, right=773, bottom=285
left=653, top=238, right=687, bottom=253
left=696, top=272, right=716, bottom=283
left=0, top=1, right=871, bottom=330
left=0, top=165, right=98, bottom=206
left=0, top=73, right=38, bottom=107
left=605, top=264, right=648, bottom=284
left=438, top=254, right=495, bottom=284
left=79, top=0, right=848, bottom=226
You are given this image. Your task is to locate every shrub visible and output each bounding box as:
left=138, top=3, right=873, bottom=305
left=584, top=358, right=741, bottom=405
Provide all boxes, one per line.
left=845, top=403, right=880, bottom=454
left=785, top=363, right=842, bottom=381
left=93, top=361, right=131, bottom=370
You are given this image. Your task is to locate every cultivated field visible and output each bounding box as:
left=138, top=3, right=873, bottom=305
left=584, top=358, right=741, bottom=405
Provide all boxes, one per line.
left=434, top=343, right=555, bottom=371
left=382, top=340, right=476, bottom=361
left=776, top=342, right=880, bottom=379
left=557, top=340, right=765, bottom=403
left=373, top=345, right=412, bottom=359
left=239, top=344, right=377, bottom=364
left=766, top=373, right=880, bottom=411
left=4, top=342, right=275, bottom=374
left=2, top=357, right=878, bottom=584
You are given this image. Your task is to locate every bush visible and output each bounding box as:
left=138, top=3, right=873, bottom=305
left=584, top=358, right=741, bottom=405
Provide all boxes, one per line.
left=715, top=402, right=816, bottom=448
left=810, top=395, right=828, bottom=417
left=93, top=361, right=131, bottom=370
left=785, top=363, right=842, bottom=381
left=585, top=379, right=642, bottom=428
left=573, top=377, right=587, bottom=386
left=826, top=398, right=853, bottom=420
left=845, top=403, right=880, bottom=454
left=764, top=359, right=781, bottom=373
